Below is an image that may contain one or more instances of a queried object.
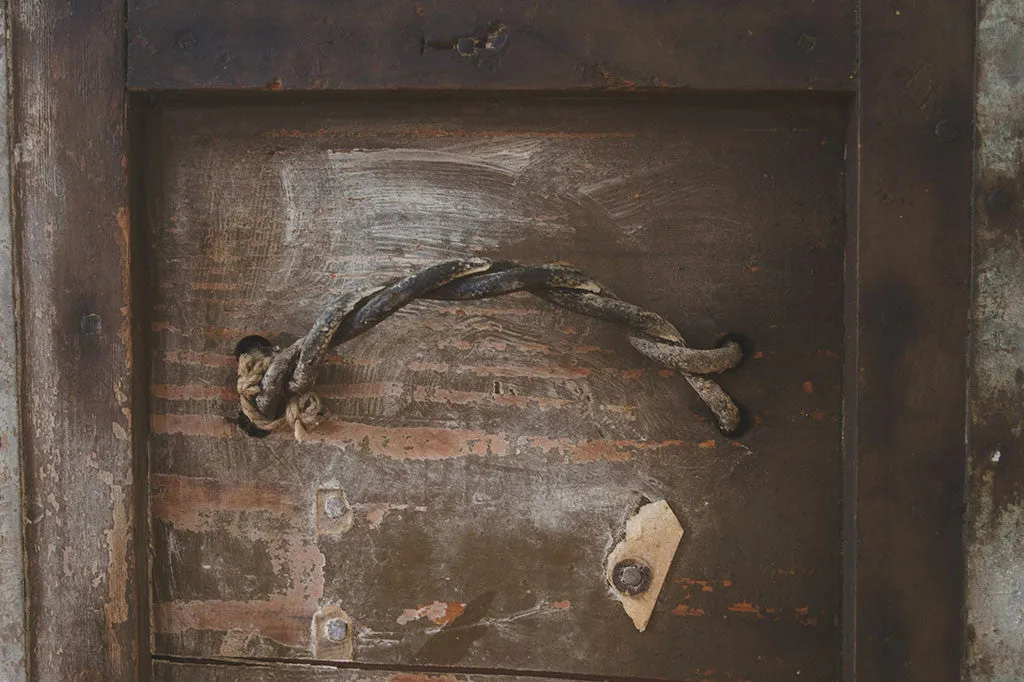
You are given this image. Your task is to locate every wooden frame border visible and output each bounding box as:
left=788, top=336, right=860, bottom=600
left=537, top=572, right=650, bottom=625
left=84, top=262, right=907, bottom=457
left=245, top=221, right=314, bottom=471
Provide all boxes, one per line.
left=10, top=0, right=975, bottom=679
left=852, top=1, right=975, bottom=679
left=12, top=0, right=139, bottom=678
left=126, top=0, right=858, bottom=92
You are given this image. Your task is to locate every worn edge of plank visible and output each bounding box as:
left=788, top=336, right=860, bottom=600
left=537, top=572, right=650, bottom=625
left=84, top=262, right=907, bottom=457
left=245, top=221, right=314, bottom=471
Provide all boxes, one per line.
left=11, top=0, right=139, bottom=678
left=0, top=0, right=25, bottom=679
left=151, top=654, right=708, bottom=682
left=130, top=92, right=156, bottom=681
left=854, top=0, right=975, bottom=680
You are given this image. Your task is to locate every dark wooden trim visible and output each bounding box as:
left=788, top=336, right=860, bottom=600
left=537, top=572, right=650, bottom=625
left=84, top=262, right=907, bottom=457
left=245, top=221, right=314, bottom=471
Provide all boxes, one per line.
left=127, top=0, right=856, bottom=92
left=12, top=0, right=139, bottom=678
left=852, top=0, right=975, bottom=679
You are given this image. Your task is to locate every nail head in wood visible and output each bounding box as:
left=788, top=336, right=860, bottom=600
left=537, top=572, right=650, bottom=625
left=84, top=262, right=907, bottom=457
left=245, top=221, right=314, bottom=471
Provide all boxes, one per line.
left=612, top=559, right=652, bottom=596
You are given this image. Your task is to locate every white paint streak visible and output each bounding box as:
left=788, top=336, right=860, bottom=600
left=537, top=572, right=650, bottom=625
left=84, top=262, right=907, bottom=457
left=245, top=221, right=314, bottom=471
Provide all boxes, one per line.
left=337, top=147, right=525, bottom=177
left=265, top=141, right=587, bottom=296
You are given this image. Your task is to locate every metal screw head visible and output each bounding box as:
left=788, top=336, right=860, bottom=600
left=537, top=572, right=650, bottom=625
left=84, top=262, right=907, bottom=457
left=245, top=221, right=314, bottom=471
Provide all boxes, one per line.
left=324, top=618, right=348, bottom=642
left=323, top=495, right=345, bottom=519
left=612, top=559, right=652, bottom=596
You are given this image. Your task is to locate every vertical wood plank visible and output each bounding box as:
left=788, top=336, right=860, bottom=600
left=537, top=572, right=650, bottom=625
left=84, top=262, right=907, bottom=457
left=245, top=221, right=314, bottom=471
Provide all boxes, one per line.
left=11, top=0, right=138, bottom=678
left=855, top=0, right=975, bottom=680
left=0, top=0, right=25, bottom=679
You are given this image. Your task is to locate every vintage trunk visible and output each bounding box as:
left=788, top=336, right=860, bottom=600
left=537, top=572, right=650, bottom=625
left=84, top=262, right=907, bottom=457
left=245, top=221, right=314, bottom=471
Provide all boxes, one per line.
left=6, top=1, right=976, bottom=681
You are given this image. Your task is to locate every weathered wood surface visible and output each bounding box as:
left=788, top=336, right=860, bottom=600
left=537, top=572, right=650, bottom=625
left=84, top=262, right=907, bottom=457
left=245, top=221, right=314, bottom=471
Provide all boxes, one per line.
left=144, top=96, right=847, bottom=681
left=127, top=0, right=856, bottom=92
left=854, top=0, right=975, bottom=679
left=0, top=1, right=24, bottom=679
left=966, top=0, right=1024, bottom=679
left=12, top=0, right=139, bottom=678
left=155, top=660, right=572, bottom=682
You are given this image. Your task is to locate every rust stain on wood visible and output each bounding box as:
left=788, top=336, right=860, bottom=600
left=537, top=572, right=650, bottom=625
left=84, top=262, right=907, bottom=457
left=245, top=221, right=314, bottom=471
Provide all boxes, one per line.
left=153, top=599, right=314, bottom=647
left=397, top=601, right=467, bottom=626
left=151, top=414, right=235, bottom=438
left=151, top=474, right=302, bottom=524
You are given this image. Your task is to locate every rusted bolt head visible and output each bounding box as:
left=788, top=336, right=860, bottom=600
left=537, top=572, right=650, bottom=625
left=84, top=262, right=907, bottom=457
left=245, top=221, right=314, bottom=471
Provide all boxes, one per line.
left=612, top=559, right=652, bottom=596
left=324, top=618, right=348, bottom=642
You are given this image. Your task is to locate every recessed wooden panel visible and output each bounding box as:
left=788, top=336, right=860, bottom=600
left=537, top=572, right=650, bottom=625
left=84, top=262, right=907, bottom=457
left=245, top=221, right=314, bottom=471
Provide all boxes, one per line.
left=144, top=95, right=846, bottom=680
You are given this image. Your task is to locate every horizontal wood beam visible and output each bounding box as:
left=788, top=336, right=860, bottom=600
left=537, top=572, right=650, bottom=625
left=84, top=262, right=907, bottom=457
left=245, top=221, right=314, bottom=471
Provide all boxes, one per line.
left=128, top=0, right=856, bottom=92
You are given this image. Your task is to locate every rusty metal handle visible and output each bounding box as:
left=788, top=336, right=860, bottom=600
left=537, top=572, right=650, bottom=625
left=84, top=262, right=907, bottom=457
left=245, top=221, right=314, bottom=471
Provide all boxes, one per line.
left=234, top=258, right=746, bottom=440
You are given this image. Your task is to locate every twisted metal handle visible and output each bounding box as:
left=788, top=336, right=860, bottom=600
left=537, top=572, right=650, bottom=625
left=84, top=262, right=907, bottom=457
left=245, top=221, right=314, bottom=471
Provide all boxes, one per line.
left=235, top=259, right=746, bottom=440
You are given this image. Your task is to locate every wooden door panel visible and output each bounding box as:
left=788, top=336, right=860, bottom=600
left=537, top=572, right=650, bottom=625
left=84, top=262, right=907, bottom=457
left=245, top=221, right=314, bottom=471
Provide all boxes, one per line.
left=144, top=95, right=846, bottom=680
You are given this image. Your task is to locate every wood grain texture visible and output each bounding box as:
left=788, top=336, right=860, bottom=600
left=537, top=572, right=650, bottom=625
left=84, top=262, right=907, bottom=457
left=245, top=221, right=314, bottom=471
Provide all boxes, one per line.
left=854, top=0, right=975, bottom=679
left=12, top=0, right=139, bottom=678
left=127, top=0, right=856, bottom=92
left=143, top=95, right=847, bottom=681
left=154, top=660, right=571, bottom=682
left=0, top=1, right=25, bottom=679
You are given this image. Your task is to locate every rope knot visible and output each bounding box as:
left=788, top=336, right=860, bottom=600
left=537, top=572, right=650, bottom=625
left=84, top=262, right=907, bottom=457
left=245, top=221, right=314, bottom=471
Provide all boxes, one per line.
left=237, top=347, right=325, bottom=441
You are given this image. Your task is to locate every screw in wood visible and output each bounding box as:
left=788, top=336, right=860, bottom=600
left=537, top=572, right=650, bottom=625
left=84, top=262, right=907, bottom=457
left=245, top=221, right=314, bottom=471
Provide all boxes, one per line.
left=324, top=495, right=345, bottom=519
left=612, top=559, right=652, bottom=596
left=324, top=618, right=348, bottom=642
